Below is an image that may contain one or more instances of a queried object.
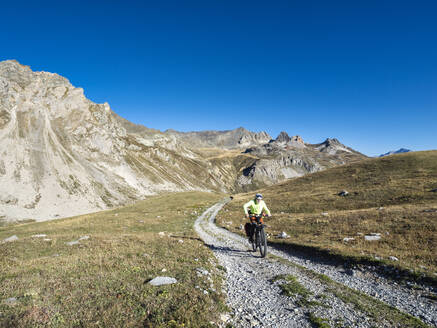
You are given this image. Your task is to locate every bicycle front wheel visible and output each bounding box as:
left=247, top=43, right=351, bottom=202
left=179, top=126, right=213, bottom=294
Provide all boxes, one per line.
left=259, top=228, right=267, bottom=258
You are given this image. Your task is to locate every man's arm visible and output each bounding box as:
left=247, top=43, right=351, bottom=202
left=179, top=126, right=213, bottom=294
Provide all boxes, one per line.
left=243, top=200, right=253, bottom=217
left=262, top=202, right=271, bottom=216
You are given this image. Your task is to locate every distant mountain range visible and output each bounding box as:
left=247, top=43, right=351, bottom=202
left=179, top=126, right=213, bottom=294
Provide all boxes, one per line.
left=0, top=60, right=367, bottom=221
left=379, top=148, right=412, bottom=157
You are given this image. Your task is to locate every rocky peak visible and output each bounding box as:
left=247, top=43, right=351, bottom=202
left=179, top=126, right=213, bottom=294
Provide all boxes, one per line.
left=323, top=138, right=341, bottom=146
left=291, top=135, right=304, bottom=144
left=315, top=138, right=356, bottom=155
left=276, top=131, right=291, bottom=143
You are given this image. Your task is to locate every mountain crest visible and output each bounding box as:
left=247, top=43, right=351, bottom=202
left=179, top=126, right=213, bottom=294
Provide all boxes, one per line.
left=276, top=131, right=291, bottom=143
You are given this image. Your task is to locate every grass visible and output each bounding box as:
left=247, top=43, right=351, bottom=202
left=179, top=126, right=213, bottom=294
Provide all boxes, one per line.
left=272, top=274, right=311, bottom=298
left=216, top=151, right=437, bottom=279
left=272, top=274, right=327, bottom=308
left=308, top=313, right=330, bottom=328
left=0, top=192, right=227, bottom=327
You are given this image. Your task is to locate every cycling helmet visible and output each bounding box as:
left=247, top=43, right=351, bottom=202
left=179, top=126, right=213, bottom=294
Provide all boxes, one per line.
left=255, top=193, right=263, bottom=200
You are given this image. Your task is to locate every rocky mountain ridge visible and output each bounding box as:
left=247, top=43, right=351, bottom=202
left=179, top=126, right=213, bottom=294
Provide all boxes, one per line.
left=379, top=148, right=412, bottom=157
left=0, top=60, right=366, bottom=221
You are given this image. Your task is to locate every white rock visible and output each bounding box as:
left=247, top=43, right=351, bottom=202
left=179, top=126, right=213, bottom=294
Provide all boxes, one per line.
left=43, top=239, right=51, bottom=242
left=343, top=237, right=355, bottom=242
left=321, top=212, right=329, bottom=217
left=78, top=236, right=89, bottom=241
left=161, top=268, right=167, bottom=272
left=158, top=232, right=166, bottom=237
left=4, top=297, right=18, bottom=305
left=389, top=256, right=399, bottom=261
left=365, top=235, right=381, bottom=241
left=178, top=239, right=184, bottom=243
left=196, top=267, right=210, bottom=276
left=148, top=276, right=177, bottom=286
left=220, top=314, right=230, bottom=322
left=66, top=240, right=80, bottom=246
left=2, top=235, right=18, bottom=243
left=32, top=234, right=47, bottom=238
left=277, top=231, right=289, bottom=239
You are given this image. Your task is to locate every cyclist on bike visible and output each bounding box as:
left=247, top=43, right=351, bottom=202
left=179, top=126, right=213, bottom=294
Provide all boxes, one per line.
left=243, top=193, right=271, bottom=243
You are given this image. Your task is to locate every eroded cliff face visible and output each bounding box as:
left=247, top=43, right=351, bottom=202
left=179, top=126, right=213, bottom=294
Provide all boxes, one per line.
left=0, top=60, right=367, bottom=222
left=0, top=61, right=226, bottom=221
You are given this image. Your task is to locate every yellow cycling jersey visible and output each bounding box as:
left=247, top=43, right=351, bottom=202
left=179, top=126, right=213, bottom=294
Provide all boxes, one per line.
left=243, top=199, right=271, bottom=216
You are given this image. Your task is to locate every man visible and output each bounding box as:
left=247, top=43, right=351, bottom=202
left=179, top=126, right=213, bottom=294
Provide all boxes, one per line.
left=243, top=193, right=271, bottom=243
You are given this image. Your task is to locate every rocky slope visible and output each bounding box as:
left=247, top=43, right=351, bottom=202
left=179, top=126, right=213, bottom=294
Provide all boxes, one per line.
left=0, top=60, right=367, bottom=222
left=0, top=60, right=231, bottom=222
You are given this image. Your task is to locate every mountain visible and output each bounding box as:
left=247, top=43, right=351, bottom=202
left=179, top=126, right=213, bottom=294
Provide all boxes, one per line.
left=165, top=127, right=272, bottom=149
left=240, top=133, right=366, bottom=189
left=0, top=60, right=367, bottom=221
left=0, top=60, right=233, bottom=221
left=379, top=148, right=412, bottom=157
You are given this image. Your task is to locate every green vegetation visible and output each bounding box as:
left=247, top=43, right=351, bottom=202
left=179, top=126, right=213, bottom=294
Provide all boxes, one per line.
left=217, top=151, right=437, bottom=277
left=0, top=192, right=227, bottom=327
left=308, top=313, right=331, bottom=328
left=273, top=274, right=326, bottom=308
left=273, top=274, right=311, bottom=298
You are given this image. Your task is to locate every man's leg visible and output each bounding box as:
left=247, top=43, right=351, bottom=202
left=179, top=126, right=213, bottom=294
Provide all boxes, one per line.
left=248, top=221, right=255, bottom=242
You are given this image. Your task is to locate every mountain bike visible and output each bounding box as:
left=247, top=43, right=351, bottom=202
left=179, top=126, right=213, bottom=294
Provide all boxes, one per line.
left=250, top=215, right=268, bottom=258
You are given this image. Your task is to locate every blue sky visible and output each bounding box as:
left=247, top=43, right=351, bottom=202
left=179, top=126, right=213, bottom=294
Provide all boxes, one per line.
left=1, top=0, right=436, bottom=156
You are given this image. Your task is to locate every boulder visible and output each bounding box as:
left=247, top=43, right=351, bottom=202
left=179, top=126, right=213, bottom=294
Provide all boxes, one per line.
left=2, top=235, right=18, bottom=243
left=148, top=276, right=177, bottom=286
left=277, top=231, right=289, bottom=239
left=338, top=190, right=349, bottom=197
left=365, top=234, right=381, bottom=241
left=196, top=268, right=210, bottom=276
left=4, top=297, right=18, bottom=305
left=389, top=256, right=399, bottom=261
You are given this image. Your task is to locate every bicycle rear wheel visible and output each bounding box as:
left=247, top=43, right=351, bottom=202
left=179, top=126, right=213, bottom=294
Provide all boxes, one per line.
left=259, top=228, right=267, bottom=258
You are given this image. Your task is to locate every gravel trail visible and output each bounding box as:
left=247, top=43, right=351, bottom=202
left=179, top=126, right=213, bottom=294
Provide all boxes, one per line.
left=194, top=200, right=437, bottom=328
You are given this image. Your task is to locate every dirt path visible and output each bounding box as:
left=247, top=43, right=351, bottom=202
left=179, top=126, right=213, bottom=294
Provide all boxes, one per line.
left=194, top=200, right=437, bottom=328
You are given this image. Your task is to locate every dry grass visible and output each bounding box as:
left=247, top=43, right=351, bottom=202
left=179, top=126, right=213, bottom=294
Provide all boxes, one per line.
left=0, top=192, right=226, bottom=327
left=217, top=151, right=437, bottom=277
